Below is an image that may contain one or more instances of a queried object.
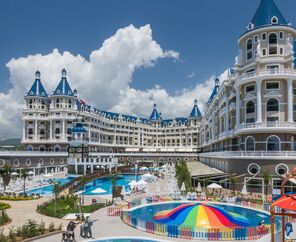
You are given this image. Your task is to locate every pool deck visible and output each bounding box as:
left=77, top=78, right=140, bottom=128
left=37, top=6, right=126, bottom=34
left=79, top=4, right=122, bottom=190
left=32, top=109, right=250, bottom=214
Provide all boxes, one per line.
left=34, top=206, right=275, bottom=242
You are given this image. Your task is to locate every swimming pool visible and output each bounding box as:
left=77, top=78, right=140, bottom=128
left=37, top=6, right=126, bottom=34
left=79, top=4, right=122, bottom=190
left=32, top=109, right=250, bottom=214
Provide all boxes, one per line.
left=26, top=177, right=73, bottom=195
left=91, top=237, right=167, bottom=242
left=82, top=174, right=141, bottom=195
left=122, top=202, right=274, bottom=240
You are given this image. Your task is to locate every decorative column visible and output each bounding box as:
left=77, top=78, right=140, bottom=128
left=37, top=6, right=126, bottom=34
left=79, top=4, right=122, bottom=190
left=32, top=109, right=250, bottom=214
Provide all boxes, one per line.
left=49, top=120, right=52, bottom=140
left=287, top=79, right=294, bottom=123
left=34, top=120, right=38, bottom=140
left=235, top=86, right=240, bottom=129
left=23, top=121, right=26, bottom=139
left=62, top=119, right=65, bottom=140
left=226, top=99, right=229, bottom=132
left=256, top=79, right=262, bottom=123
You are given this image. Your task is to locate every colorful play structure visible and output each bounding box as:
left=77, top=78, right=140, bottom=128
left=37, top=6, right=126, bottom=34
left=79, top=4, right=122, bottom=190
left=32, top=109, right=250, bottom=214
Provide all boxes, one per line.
left=153, top=203, right=250, bottom=228
left=271, top=167, right=296, bottom=242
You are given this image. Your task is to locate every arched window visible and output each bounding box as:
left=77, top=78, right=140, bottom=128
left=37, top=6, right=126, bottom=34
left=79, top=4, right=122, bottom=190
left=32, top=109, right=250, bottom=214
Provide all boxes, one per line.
left=67, top=128, right=72, bottom=135
left=246, top=101, right=255, bottom=114
left=27, top=145, right=33, bottom=151
left=267, top=98, right=279, bottom=111
left=28, top=128, right=33, bottom=135
left=269, top=33, right=277, bottom=44
left=245, top=136, right=255, bottom=151
left=267, top=136, right=280, bottom=151
left=39, top=145, right=45, bottom=151
left=246, top=39, right=253, bottom=60
left=54, top=145, right=61, bottom=152
left=39, top=129, right=45, bottom=135
left=55, top=128, right=60, bottom=134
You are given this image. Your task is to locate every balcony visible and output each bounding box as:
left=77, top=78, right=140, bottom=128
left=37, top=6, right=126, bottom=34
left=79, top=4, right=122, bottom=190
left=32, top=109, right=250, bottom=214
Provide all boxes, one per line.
left=235, top=122, right=296, bottom=133
left=237, top=68, right=296, bottom=85
left=199, top=151, right=296, bottom=160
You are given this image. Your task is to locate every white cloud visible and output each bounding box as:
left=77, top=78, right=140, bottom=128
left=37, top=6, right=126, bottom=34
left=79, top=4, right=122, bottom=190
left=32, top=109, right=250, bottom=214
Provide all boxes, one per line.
left=186, top=72, right=195, bottom=78
left=0, top=24, right=216, bottom=138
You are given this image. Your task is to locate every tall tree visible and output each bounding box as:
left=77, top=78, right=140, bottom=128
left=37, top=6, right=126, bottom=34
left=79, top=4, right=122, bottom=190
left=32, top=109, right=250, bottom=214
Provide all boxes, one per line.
left=53, top=182, right=61, bottom=216
left=0, top=164, right=11, bottom=192
left=263, top=172, right=270, bottom=202
left=20, top=169, right=29, bottom=195
left=80, top=176, right=89, bottom=206
left=229, top=175, right=237, bottom=195
left=110, top=173, right=118, bottom=204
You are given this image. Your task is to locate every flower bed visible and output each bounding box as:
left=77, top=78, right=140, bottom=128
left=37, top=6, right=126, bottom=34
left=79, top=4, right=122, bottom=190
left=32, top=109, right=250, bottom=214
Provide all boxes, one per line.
left=0, top=196, right=35, bottom=201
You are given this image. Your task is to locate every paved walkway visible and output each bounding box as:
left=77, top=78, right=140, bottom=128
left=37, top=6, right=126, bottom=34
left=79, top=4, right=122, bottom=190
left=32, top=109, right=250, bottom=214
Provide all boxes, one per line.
left=2, top=196, right=66, bottom=234
left=35, top=207, right=271, bottom=242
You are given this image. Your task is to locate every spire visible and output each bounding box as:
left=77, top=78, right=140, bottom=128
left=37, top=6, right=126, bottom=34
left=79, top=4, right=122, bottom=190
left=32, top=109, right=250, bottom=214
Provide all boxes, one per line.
left=247, top=0, right=288, bottom=31
left=149, top=104, right=161, bottom=120
left=189, top=99, right=202, bottom=118
left=206, top=79, right=220, bottom=104
left=52, top=69, right=74, bottom=96
left=26, top=71, right=48, bottom=97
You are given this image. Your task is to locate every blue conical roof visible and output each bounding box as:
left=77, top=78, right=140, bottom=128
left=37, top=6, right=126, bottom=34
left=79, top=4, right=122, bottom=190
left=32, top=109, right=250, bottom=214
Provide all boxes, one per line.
left=71, top=122, right=87, bottom=133
left=52, top=69, right=74, bottom=96
left=149, top=104, right=161, bottom=120
left=26, top=71, right=48, bottom=97
left=189, top=100, right=202, bottom=118
left=249, top=0, right=288, bottom=30
left=206, top=78, right=220, bottom=104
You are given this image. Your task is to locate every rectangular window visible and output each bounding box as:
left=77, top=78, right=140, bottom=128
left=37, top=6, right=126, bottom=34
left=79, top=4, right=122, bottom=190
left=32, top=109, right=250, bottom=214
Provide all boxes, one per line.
left=293, top=88, right=296, bottom=96
left=246, top=68, right=255, bottom=74
left=280, top=32, right=283, bottom=39
left=246, top=118, right=255, bottom=123
left=267, top=116, right=279, bottom=122
left=280, top=48, right=283, bottom=55
left=262, top=33, right=266, bottom=41
left=254, top=35, right=258, bottom=43
left=293, top=104, right=296, bottom=111
left=246, top=85, right=255, bottom=93
left=247, top=51, right=253, bottom=60
left=266, top=82, right=279, bottom=90
left=269, top=47, right=277, bottom=55
left=263, top=49, right=267, bottom=56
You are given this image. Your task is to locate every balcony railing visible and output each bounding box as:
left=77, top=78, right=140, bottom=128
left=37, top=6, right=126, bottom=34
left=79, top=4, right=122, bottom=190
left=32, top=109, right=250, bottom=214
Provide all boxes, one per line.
left=199, top=151, right=296, bottom=158
left=236, top=122, right=296, bottom=130
left=237, top=68, right=296, bottom=83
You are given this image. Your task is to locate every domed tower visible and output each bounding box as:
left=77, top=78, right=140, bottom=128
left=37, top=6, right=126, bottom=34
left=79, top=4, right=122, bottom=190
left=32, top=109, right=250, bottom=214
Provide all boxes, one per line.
left=188, top=99, right=202, bottom=125
left=234, top=0, right=296, bottom=153
left=49, top=69, right=78, bottom=146
left=22, top=71, right=50, bottom=150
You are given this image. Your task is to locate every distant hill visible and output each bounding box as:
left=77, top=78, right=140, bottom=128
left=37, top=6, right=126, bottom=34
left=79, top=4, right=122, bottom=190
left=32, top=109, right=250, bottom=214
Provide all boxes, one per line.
left=0, top=138, right=21, bottom=146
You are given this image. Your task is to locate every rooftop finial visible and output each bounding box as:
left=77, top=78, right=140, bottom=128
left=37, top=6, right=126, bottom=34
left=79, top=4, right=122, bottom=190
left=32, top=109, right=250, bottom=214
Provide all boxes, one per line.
left=35, top=70, right=41, bottom=79
left=194, top=99, right=198, bottom=105
left=153, top=104, right=157, bottom=109
left=215, top=78, right=219, bottom=86
left=62, top=68, right=67, bottom=77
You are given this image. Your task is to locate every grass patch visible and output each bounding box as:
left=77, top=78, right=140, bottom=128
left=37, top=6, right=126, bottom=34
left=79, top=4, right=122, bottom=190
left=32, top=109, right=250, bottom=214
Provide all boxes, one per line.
left=37, top=195, right=104, bottom=218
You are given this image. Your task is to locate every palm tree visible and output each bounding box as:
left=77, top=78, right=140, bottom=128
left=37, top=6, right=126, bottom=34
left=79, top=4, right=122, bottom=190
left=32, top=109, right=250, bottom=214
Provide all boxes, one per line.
left=80, top=176, right=89, bottom=206
left=0, top=164, right=11, bottom=192
left=110, top=173, right=118, bottom=204
left=263, top=172, right=270, bottom=202
left=229, top=175, right=237, bottom=195
left=20, top=169, right=29, bottom=195
left=53, top=182, right=61, bottom=216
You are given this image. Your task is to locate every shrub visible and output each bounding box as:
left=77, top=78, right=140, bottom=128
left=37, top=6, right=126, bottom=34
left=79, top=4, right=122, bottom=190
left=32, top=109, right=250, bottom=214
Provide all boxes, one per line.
left=0, top=202, right=11, bottom=210
left=0, top=195, right=35, bottom=201
left=0, top=210, right=9, bottom=225
left=48, top=222, right=55, bottom=232
left=8, top=227, right=16, bottom=242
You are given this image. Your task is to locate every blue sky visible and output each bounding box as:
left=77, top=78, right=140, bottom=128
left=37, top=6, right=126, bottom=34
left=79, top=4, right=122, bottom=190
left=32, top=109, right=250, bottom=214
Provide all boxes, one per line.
left=1, top=0, right=295, bottom=94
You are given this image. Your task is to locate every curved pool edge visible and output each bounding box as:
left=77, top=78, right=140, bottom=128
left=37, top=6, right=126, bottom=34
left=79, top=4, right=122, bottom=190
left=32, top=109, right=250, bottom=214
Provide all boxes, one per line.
left=121, top=201, right=273, bottom=241
left=82, top=236, right=172, bottom=242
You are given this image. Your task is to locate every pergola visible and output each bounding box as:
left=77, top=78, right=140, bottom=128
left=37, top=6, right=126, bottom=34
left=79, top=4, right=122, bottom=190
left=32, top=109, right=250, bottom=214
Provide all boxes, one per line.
left=271, top=167, right=296, bottom=242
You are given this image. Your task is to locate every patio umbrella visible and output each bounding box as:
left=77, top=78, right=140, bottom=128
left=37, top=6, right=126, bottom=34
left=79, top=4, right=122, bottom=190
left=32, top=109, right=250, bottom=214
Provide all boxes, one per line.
left=207, top=183, right=222, bottom=189
left=241, top=184, right=248, bottom=196
left=28, top=171, right=34, bottom=175
left=272, top=194, right=296, bottom=212
left=139, top=166, right=148, bottom=171
left=181, top=182, right=186, bottom=192
left=43, top=173, right=53, bottom=178
left=11, top=172, right=18, bottom=176
left=121, top=186, right=126, bottom=197
left=196, top=182, right=202, bottom=192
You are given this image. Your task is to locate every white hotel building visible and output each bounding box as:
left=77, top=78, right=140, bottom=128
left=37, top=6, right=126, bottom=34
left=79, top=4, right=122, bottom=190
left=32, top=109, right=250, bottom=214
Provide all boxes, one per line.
left=1, top=0, right=295, bottom=190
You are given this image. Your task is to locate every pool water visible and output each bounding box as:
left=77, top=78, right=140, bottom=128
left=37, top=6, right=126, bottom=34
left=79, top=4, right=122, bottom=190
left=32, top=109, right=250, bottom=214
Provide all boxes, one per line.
left=26, top=177, right=73, bottom=195
left=82, top=174, right=141, bottom=195
left=128, top=202, right=270, bottom=227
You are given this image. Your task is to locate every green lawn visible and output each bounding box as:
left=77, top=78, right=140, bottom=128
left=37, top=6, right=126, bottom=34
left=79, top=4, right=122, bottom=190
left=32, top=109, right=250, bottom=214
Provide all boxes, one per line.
left=37, top=196, right=104, bottom=218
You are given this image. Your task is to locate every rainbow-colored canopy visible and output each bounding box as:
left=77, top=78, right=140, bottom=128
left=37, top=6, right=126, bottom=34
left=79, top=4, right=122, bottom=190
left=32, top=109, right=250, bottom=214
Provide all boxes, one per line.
left=153, top=203, right=250, bottom=228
